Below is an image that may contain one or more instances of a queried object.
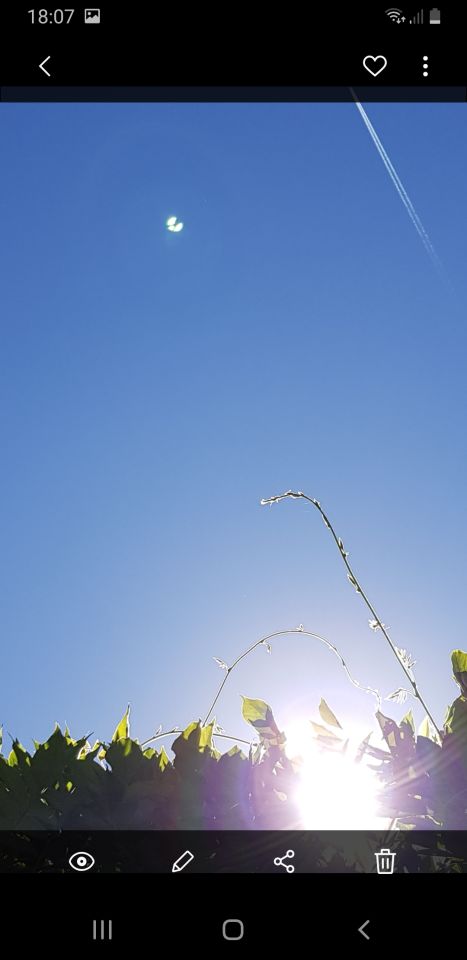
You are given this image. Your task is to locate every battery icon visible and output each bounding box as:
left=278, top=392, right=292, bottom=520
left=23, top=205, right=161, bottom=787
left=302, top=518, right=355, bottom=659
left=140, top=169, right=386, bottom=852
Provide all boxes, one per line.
left=429, top=8, right=441, bottom=23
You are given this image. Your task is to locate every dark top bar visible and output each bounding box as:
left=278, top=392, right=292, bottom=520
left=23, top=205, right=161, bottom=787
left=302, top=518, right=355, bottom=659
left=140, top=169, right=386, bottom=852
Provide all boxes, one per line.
left=1, top=5, right=467, bottom=99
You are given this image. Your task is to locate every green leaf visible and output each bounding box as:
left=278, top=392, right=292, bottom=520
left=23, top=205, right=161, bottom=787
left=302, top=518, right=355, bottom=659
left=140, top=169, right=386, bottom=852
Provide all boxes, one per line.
left=225, top=745, right=247, bottom=760
left=112, top=705, right=130, bottom=743
left=443, top=695, right=467, bottom=776
left=451, top=649, right=467, bottom=696
left=241, top=697, right=285, bottom=748
left=400, top=710, right=415, bottom=736
left=241, top=697, right=271, bottom=726
left=180, top=721, right=214, bottom=751
left=376, top=711, right=403, bottom=754
left=452, top=650, right=467, bottom=673
left=418, top=716, right=437, bottom=742
left=64, top=726, right=78, bottom=746
left=171, top=722, right=219, bottom=786
left=310, top=721, right=342, bottom=743
left=143, top=747, right=170, bottom=770
left=318, top=698, right=343, bottom=728
left=8, top=741, right=31, bottom=768
left=78, top=740, right=100, bottom=759
left=105, top=738, right=149, bottom=784
left=444, top=695, right=467, bottom=737
left=30, top=726, right=87, bottom=790
left=172, top=722, right=216, bottom=759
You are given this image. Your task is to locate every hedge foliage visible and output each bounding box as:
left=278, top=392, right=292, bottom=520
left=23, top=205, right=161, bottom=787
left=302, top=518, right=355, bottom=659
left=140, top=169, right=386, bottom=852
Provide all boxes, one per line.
left=1, top=651, right=466, bottom=860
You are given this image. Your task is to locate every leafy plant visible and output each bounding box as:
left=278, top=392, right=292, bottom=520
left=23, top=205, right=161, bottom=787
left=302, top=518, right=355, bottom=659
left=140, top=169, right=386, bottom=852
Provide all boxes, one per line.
left=1, top=650, right=466, bottom=836
left=2, top=494, right=465, bottom=872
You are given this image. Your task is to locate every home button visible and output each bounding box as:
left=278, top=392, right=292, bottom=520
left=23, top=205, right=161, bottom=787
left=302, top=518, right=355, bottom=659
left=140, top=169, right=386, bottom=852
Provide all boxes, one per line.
left=222, top=919, right=244, bottom=941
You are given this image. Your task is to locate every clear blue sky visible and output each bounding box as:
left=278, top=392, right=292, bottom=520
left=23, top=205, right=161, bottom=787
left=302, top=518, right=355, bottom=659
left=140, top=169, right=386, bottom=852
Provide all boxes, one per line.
left=1, top=102, right=466, bottom=753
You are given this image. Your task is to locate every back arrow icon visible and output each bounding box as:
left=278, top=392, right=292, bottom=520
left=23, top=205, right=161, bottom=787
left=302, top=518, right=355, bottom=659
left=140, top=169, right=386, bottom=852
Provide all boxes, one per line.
left=358, top=920, right=370, bottom=941
left=39, top=56, right=51, bottom=77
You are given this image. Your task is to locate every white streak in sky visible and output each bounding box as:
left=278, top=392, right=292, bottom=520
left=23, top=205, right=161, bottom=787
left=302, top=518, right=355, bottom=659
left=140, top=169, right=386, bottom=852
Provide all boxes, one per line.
left=352, top=96, right=444, bottom=276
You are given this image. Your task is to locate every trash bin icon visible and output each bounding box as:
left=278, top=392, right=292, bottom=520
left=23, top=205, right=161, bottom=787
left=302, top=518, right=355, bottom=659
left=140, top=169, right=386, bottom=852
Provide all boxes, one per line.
left=375, top=849, right=396, bottom=875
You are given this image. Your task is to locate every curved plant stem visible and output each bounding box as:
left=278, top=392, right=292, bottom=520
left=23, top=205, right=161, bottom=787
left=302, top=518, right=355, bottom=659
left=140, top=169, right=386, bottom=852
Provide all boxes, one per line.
left=261, top=489, right=441, bottom=740
left=140, top=729, right=253, bottom=750
left=203, top=627, right=381, bottom=726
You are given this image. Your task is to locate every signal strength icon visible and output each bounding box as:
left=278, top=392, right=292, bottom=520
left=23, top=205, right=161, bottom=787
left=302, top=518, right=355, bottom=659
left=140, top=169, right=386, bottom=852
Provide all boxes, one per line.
left=385, top=7, right=404, bottom=20
left=410, top=9, right=424, bottom=22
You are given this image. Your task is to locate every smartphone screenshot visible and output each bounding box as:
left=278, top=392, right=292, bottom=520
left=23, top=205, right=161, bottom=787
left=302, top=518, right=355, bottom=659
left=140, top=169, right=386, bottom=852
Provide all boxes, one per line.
left=1, top=3, right=466, bottom=947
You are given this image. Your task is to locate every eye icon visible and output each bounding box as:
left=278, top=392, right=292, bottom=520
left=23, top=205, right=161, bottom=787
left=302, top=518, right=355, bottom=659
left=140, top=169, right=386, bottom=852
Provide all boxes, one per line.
left=69, top=851, right=95, bottom=872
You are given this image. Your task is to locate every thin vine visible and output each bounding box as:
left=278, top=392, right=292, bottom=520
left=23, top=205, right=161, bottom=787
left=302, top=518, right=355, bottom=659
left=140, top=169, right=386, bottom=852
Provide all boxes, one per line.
left=203, top=626, right=381, bottom=726
left=260, top=489, right=441, bottom=740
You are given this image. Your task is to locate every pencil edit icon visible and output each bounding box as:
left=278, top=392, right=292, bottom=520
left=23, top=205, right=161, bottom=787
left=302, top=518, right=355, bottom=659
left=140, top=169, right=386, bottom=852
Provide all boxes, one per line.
left=172, top=850, right=194, bottom=873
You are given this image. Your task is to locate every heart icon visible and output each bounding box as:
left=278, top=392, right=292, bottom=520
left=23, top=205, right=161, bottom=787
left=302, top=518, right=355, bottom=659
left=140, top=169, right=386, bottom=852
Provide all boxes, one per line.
left=363, top=55, right=388, bottom=77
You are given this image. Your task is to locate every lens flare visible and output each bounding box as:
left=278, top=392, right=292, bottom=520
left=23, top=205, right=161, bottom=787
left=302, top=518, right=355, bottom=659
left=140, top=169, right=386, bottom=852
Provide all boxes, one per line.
left=285, top=720, right=386, bottom=830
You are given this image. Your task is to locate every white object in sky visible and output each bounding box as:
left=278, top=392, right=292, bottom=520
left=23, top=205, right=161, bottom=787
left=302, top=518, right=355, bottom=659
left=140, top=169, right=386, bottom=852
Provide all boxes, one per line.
left=352, top=95, right=443, bottom=276
left=166, top=216, right=184, bottom=233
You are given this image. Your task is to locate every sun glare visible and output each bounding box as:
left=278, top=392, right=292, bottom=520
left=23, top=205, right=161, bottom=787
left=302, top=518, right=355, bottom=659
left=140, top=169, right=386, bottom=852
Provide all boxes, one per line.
left=284, top=720, right=386, bottom=831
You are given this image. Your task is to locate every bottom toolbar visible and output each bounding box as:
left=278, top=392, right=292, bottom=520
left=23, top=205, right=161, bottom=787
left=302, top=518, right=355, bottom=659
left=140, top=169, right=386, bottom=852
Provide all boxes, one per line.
left=1, top=829, right=466, bottom=873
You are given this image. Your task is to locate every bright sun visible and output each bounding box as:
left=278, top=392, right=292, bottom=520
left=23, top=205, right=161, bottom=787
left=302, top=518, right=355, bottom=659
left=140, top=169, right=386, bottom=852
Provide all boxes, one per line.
left=284, top=719, right=387, bottom=831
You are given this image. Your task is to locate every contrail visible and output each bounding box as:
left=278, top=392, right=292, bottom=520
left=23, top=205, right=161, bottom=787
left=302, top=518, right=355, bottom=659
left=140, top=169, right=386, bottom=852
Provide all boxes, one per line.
left=351, top=94, right=444, bottom=275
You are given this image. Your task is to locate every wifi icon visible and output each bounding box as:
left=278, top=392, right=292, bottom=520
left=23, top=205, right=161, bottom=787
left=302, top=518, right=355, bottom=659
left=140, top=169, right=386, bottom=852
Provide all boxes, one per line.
left=385, top=7, right=403, bottom=20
